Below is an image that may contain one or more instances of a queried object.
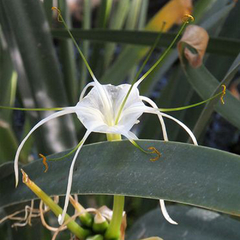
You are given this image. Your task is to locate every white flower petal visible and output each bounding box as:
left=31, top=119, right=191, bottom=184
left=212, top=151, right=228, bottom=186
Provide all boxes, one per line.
left=58, top=129, right=92, bottom=225
left=92, top=79, right=113, bottom=118
left=123, top=130, right=138, bottom=141
left=118, top=105, right=146, bottom=132
left=160, top=199, right=178, bottom=225
left=161, top=112, right=198, bottom=145
left=140, top=96, right=168, bottom=141
left=14, top=108, right=77, bottom=187
left=144, top=107, right=198, bottom=146
left=79, top=82, right=95, bottom=101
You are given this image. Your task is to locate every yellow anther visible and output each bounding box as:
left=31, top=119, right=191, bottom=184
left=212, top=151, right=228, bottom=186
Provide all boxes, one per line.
left=148, top=147, right=161, bottom=162
left=221, top=84, right=226, bottom=104
left=39, top=154, right=48, bottom=173
left=51, top=7, right=63, bottom=22
left=182, top=14, right=194, bottom=23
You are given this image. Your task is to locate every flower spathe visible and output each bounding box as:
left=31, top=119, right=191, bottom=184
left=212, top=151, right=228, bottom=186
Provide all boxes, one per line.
left=14, top=77, right=198, bottom=226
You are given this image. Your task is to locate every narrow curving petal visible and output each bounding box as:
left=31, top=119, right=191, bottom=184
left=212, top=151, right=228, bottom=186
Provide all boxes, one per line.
left=14, top=108, right=77, bottom=187
left=140, top=96, right=168, bottom=141
left=133, top=78, right=144, bottom=89
left=144, top=107, right=198, bottom=146
left=79, top=82, right=95, bottom=101
left=58, top=130, right=92, bottom=225
left=123, top=130, right=138, bottom=141
left=160, top=199, right=178, bottom=225
left=160, top=112, right=198, bottom=146
left=140, top=97, right=177, bottom=224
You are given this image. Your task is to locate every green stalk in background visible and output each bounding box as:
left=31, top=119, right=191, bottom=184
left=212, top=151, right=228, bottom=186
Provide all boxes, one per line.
left=80, top=0, right=91, bottom=92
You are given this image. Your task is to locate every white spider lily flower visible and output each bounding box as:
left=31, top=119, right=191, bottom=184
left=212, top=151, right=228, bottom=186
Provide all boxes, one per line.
left=14, top=76, right=198, bottom=226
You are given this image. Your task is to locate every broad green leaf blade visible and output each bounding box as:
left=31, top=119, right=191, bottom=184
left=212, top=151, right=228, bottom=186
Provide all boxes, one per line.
left=200, top=1, right=235, bottom=33
left=51, top=30, right=240, bottom=57
left=193, top=0, right=218, bottom=23
left=0, top=0, right=77, bottom=153
left=190, top=56, right=240, bottom=139
left=127, top=206, right=240, bottom=240
left=205, top=0, right=240, bottom=80
left=182, top=63, right=240, bottom=130
left=1, top=140, right=240, bottom=219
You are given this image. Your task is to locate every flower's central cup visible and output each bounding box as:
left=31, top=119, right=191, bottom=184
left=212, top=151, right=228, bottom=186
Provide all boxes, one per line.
left=76, top=83, right=146, bottom=135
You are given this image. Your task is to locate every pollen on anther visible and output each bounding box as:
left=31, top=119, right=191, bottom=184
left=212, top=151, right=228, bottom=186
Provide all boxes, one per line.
left=39, top=154, right=48, bottom=173
left=221, top=85, right=226, bottom=104
left=148, top=147, right=161, bottom=162
left=182, top=14, right=194, bottom=23
left=51, top=7, right=63, bottom=22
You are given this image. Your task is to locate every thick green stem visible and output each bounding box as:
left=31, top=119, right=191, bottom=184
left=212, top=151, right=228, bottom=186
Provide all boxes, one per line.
left=105, top=195, right=125, bottom=239
left=21, top=170, right=90, bottom=239
left=105, top=134, right=125, bottom=239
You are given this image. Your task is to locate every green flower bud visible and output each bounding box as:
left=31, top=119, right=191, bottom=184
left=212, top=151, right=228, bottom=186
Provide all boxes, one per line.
left=92, top=213, right=109, bottom=233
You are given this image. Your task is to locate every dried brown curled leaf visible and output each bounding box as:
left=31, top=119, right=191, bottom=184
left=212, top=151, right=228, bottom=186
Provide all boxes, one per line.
left=178, top=25, right=209, bottom=68
left=230, top=79, right=240, bottom=100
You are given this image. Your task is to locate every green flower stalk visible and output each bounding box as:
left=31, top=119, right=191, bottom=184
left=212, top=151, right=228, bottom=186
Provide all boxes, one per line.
left=105, top=134, right=125, bottom=239
left=21, top=169, right=90, bottom=239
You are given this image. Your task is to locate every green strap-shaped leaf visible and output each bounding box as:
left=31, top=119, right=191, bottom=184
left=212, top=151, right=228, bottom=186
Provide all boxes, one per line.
left=127, top=206, right=240, bottom=240
left=51, top=29, right=240, bottom=57
left=1, top=140, right=240, bottom=219
left=182, top=63, right=240, bottom=130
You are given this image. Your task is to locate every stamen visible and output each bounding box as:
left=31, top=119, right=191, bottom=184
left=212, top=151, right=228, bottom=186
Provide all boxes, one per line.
left=51, top=7, right=97, bottom=83
left=182, top=14, right=194, bottom=23
left=114, top=22, right=166, bottom=125
left=221, top=84, right=226, bottom=104
left=130, top=140, right=150, bottom=154
left=0, top=106, right=64, bottom=111
left=47, top=140, right=84, bottom=162
left=130, top=140, right=161, bottom=162
left=159, top=85, right=227, bottom=112
left=115, top=14, right=193, bottom=125
left=39, top=154, right=48, bottom=173
left=148, top=147, right=161, bottom=162
left=51, top=7, right=63, bottom=22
